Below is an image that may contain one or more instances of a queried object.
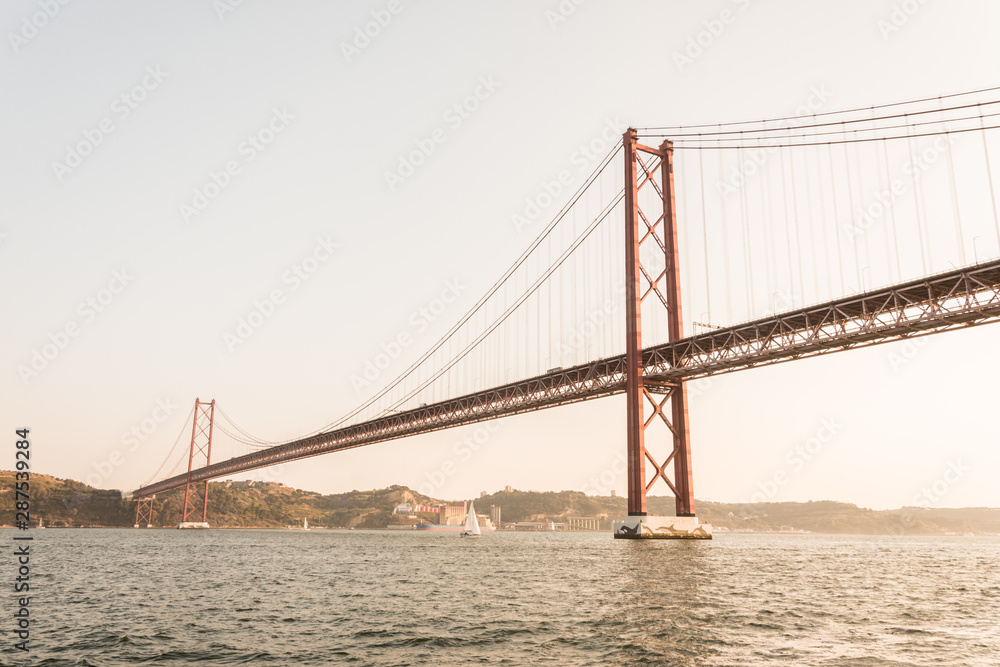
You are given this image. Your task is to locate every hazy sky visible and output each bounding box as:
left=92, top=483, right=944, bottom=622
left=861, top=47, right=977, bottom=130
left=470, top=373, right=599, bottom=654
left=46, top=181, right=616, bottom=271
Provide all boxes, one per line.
left=3, top=1, right=999, bottom=511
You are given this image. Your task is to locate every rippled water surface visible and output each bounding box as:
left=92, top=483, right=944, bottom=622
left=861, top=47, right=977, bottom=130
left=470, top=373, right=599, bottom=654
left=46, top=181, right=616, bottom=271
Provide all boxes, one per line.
left=4, top=529, right=998, bottom=666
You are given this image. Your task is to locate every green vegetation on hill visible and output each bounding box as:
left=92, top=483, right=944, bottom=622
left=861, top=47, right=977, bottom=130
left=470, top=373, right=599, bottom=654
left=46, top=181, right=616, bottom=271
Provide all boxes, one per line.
left=0, top=472, right=435, bottom=529
left=693, top=499, right=1000, bottom=536
left=474, top=488, right=623, bottom=523
left=0, top=471, right=132, bottom=527
left=137, top=481, right=444, bottom=529
left=1, top=472, right=997, bottom=535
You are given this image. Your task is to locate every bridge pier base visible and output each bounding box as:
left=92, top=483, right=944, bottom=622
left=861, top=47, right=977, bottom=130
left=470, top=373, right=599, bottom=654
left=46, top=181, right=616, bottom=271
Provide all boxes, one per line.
left=613, top=515, right=712, bottom=539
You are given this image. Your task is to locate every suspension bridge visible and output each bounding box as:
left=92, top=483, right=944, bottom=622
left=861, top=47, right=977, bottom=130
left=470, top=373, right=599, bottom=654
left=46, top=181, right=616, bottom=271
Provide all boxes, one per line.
left=131, top=88, right=1000, bottom=537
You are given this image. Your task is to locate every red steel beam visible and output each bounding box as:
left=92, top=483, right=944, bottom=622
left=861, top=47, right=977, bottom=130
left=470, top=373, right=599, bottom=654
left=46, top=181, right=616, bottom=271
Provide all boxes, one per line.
left=623, top=128, right=648, bottom=516
left=660, top=139, right=695, bottom=517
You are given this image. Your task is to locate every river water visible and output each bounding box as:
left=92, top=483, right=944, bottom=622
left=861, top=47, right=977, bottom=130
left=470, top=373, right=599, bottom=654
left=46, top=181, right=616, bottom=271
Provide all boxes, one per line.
left=3, top=529, right=998, bottom=666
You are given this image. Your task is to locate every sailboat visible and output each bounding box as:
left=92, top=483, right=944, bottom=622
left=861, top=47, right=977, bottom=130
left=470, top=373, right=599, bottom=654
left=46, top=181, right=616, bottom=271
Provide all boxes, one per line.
left=460, top=501, right=482, bottom=538
left=303, top=518, right=310, bottom=531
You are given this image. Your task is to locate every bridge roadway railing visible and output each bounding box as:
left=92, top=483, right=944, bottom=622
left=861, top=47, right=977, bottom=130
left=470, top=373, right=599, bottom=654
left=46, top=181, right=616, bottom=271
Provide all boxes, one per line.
left=132, top=259, right=1000, bottom=498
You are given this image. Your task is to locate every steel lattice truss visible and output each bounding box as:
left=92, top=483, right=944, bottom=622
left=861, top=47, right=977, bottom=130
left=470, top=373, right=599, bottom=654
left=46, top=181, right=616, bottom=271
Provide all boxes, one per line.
left=180, top=400, right=215, bottom=522
left=134, top=497, right=154, bottom=527
left=644, top=259, right=1000, bottom=382
left=133, top=259, right=1000, bottom=499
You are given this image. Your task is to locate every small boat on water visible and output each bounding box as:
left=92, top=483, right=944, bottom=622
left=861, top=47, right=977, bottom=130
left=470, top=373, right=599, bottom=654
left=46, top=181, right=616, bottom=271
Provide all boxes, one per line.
left=460, top=501, right=482, bottom=538
left=303, top=518, right=309, bottom=531
left=414, top=521, right=496, bottom=532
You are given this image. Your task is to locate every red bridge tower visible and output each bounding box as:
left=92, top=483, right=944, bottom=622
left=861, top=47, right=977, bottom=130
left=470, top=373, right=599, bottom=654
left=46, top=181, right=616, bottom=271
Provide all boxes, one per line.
left=614, top=129, right=711, bottom=539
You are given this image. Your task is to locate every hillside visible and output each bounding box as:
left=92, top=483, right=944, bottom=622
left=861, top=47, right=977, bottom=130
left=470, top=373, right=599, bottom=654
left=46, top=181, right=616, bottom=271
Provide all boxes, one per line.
left=1, top=472, right=997, bottom=535
left=474, top=489, right=1000, bottom=535
left=0, top=472, right=437, bottom=530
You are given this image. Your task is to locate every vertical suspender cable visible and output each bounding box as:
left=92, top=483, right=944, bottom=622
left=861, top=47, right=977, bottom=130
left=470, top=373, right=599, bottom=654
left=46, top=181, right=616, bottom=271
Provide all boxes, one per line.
left=842, top=127, right=862, bottom=290
left=778, top=149, right=796, bottom=305
left=978, top=104, right=1000, bottom=252
left=761, top=148, right=775, bottom=310
left=827, top=144, right=846, bottom=296
left=937, top=102, right=965, bottom=265
left=874, top=136, right=895, bottom=283
left=600, top=184, right=608, bottom=356
left=582, top=193, right=589, bottom=363
left=547, top=236, right=553, bottom=366
left=738, top=146, right=754, bottom=317
left=537, top=260, right=542, bottom=373
left=515, top=274, right=521, bottom=380
left=801, top=145, right=819, bottom=302
left=882, top=139, right=903, bottom=282
left=570, top=206, right=577, bottom=363
left=699, top=150, right=712, bottom=324
left=942, top=131, right=965, bottom=264
left=815, top=146, right=832, bottom=299
left=680, top=151, right=692, bottom=331
left=788, top=146, right=807, bottom=302
left=853, top=140, right=872, bottom=288
left=717, top=147, right=733, bottom=322
left=905, top=115, right=930, bottom=274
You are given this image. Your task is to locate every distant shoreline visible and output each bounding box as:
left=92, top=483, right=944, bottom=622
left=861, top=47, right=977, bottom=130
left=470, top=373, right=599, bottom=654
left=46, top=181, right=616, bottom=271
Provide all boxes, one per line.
left=2, top=525, right=996, bottom=537
left=4, top=472, right=997, bottom=536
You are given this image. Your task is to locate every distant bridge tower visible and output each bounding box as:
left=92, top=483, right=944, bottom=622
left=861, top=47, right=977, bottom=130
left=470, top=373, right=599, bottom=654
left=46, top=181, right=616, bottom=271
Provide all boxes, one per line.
left=614, top=129, right=710, bottom=539
left=134, top=496, right=154, bottom=528
left=179, top=398, right=215, bottom=529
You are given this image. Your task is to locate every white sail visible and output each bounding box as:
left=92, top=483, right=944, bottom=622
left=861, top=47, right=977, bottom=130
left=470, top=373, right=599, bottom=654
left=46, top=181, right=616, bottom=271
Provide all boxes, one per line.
left=462, top=501, right=482, bottom=536
left=303, top=518, right=309, bottom=530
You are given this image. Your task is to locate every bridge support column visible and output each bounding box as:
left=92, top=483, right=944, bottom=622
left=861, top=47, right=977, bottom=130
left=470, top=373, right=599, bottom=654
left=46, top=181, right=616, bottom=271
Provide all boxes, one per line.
left=615, top=129, right=711, bottom=539
left=179, top=399, right=215, bottom=529
left=134, top=496, right=154, bottom=528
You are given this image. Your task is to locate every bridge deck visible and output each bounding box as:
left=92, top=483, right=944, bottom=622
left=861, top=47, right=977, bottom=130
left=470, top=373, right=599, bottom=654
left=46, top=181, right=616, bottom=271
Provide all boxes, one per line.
left=133, top=259, right=1000, bottom=498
